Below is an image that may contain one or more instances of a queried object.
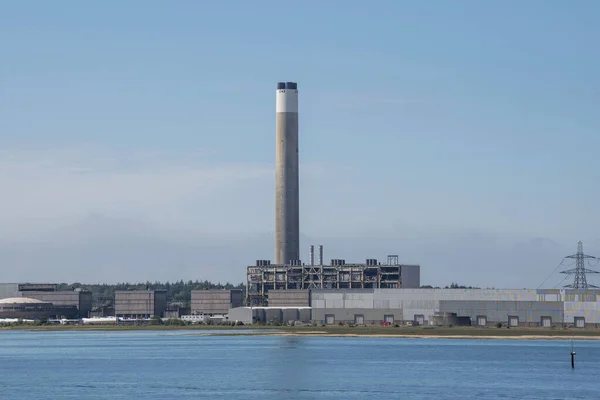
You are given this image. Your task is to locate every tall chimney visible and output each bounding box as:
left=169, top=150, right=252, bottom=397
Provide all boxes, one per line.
left=274, top=81, right=300, bottom=265
left=309, top=245, right=315, bottom=266
left=318, top=245, right=323, bottom=265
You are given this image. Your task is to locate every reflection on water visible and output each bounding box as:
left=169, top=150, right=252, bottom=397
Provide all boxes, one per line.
left=0, top=331, right=598, bottom=399
left=279, top=336, right=302, bottom=349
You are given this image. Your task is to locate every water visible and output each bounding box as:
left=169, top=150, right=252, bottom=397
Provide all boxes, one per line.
left=0, top=330, right=598, bottom=399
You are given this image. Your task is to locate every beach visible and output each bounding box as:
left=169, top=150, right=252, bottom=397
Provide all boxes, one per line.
left=3, top=323, right=600, bottom=340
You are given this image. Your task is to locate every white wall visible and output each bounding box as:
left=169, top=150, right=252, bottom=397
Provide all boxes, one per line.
left=564, top=302, right=600, bottom=324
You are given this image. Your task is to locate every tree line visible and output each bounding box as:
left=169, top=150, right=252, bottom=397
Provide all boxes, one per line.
left=57, top=280, right=246, bottom=308
left=420, top=282, right=481, bottom=289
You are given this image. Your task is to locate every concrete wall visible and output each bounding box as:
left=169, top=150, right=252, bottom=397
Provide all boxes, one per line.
left=0, top=305, right=78, bottom=319
left=275, top=83, right=300, bottom=265
left=24, top=291, right=92, bottom=317
left=0, top=284, right=20, bottom=299
left=154, top=291, right=167, bottom=317
left=115, top=290, right=166, bottom=317
left=268, top=290, right=310, bottom=307
left=230, top=290, right=244, bottom=308
left=230, top=307, right=312, bottom=324
left=439, top=300, right=564, bottom=326
left=191, top=290, right=243, bottom=315
left=401, top=265, right=420, bottom=288
left=312, top=308, right=403, bottom=324
left=310, top=288, right=568, bottom=325
left=564, top=301, right=600, bottom=324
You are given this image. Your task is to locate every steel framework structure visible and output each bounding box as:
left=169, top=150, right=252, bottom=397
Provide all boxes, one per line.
left=246, top=259, right=415, bottom=305
left=561, top=241, right=600, bottom=289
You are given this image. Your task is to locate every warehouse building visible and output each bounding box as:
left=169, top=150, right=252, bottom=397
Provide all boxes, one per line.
left=190, top=289, right=243, bottom=315
left=0, top=283, right=92, bottom=318
left=0, top=297, right=78, bottom=320
left=23, top=289, right=92, bottom=318
left=309, top=288, right=600, bottom=327
left=115, top=290, right=167, bottom=319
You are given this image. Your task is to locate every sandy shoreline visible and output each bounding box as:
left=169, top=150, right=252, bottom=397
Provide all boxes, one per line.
left=2, top=325, right=599, bottom=340
left=193, top=331, right=600, bottom=340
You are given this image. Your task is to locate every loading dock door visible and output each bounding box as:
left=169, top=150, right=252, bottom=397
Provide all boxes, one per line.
left=509, top=316, right=519, bottom=327
left=325, top=314, right=335, bottom=325
left=384, top=315, right=395, bottom=324
left=575, top=317, right=585, bottom=328
left=414, top=315, right=424, bottom=326
left=354, top=314, right=364, bottom=325
left=541, top=316, right=552, bottom=328
left=477, top=316, right=487, bottom=327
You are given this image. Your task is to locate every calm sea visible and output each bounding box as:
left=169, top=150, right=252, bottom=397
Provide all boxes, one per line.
left=0, top=330, right=597, bottom=399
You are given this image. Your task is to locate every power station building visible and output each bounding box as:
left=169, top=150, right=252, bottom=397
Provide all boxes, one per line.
left=0, top=283, right=92, bottom=318
left=246, top=253, right=421, bottom=305
left=246, top=82, right=423, bottom=305
left=114, top=290, right=167, bottom=319
left=190, top=289, right=243, bottom=315
left=0, top=297, right=79, bottom=320
left=224, top=288, right=600, bottom=328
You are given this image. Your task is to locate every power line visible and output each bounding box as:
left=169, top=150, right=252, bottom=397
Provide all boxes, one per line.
left=553, top=274, right=570, bottom=289
left=538, top=258, right=570, bottom=289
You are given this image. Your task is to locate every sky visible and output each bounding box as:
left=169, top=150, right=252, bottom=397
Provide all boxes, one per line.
left=1, top=1, right=600, bottom=287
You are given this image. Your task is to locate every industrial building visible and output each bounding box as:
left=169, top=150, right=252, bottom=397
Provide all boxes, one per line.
left=246, top=253, right=420, bottom=305
left=22, top=289, right=92, bottom=318
left=190, top=289, right=243, bottom=315
left=114, top=290, right=167, bottom=318
left=0, top=283, right=92, bottom=318
left=158, top=287, right=600, bottom=327
left=0, top=297, right=78, bottom=320
left=268, top=289, right=310, bottom=307
left=304, top=288, right=600, bottom=327
left=228, top=306, right=312, bottom=325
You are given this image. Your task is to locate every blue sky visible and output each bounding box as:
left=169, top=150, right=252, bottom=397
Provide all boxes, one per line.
left=1, top=1, right=599, bottom=287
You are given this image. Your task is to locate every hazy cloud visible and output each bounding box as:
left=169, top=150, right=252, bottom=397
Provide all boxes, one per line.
left=0, top=147, right=597, bottom=287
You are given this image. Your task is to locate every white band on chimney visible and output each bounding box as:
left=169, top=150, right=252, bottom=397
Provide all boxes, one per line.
left=276, top=89, right=298, bottom=113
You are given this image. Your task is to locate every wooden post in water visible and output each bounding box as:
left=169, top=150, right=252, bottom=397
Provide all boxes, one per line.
left=571, top=340, right=576, bottom=369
